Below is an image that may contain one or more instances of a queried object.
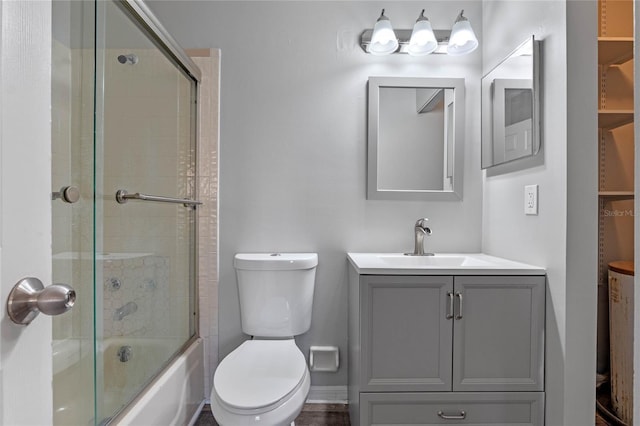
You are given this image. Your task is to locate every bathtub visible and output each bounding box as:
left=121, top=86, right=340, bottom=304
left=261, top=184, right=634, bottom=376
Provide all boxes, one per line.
left=109, top=337, right=205, bottom=425
left=53, top=337, right=205, bottom=425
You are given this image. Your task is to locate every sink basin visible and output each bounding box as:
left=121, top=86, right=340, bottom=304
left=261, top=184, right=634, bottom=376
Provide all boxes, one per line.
left=347, top=252, right=545, bottom=275
left=378, top=254, right=492, bottom=268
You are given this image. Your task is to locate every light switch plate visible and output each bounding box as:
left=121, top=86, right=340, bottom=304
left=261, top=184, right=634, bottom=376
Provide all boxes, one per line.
left=525, top=185, right=538, bottom=215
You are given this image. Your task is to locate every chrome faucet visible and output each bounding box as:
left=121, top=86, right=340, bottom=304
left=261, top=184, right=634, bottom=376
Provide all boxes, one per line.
left=406, top=218, right=434, bottom=256
left=113, top=301, right=138, bottom=321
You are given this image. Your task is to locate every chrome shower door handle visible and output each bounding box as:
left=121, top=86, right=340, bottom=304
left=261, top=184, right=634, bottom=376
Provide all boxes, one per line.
left=7, top=277, right=76, bottom=325
left=115, top=189, right=202, bottom=207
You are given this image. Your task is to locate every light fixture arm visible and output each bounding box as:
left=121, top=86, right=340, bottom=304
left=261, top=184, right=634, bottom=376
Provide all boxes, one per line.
left=378, top=8, right=389, bottom=22
left=455, top=10, right=468, bottom=23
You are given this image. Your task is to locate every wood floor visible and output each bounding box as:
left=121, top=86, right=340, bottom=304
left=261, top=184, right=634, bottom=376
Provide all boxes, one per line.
left=596, top=411, right=612, bottom=426
left=195, top=404, right=350, bottom=426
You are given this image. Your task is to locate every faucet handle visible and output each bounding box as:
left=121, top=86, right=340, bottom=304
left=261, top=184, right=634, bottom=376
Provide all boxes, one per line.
left=415, top=217, right=429, bottom=228
left=415, top=218, right=432, bottom=235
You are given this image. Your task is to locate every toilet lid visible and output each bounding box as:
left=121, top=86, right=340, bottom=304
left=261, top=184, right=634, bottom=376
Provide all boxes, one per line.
left=214, top=339, right=307, bottom=410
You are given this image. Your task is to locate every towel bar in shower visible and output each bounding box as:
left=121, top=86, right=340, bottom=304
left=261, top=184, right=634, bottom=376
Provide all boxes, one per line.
left=115, top=189, right=202, bottom=207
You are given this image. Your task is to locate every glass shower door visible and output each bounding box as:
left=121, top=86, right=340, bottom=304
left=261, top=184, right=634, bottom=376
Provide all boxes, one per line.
left=52, top=1, right=96, bottom=424
left=52, top=1, right=198, bottom=424
left=94, top=1, right=197, bottom=422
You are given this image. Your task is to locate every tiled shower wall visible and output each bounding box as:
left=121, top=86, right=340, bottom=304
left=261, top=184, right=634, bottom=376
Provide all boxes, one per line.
left=101, top=47, right=194, bottom=339
left=190, top=49, right=220, bottom=398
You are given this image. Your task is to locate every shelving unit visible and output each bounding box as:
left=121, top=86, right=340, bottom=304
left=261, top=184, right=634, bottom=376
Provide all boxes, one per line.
left=597, top=0, right=634, bottom=287
left=598, top=191, right=634, bottom=198
left=596, top=0, right=634, bottom=423
left=598, top=109, right=634, bottom=129
left=598, top=37, right=634, bottom=66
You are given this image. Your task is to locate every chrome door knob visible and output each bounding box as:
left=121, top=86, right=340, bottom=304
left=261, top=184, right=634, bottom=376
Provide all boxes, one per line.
left=7, top=277, right=76, bottom=325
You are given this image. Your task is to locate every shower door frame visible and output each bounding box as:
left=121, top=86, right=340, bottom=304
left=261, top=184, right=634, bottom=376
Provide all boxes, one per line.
left=116, top=0, right=201, bottom=82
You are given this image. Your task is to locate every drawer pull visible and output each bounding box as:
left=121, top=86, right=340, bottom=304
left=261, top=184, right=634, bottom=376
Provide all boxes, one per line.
left=437, top=410, right=466, bottom=420
left=446, top=291, right=454, bottom=319
left=455, top=292, right=463, bottom=320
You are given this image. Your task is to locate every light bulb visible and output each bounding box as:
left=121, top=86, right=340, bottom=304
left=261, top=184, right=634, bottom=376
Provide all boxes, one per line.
left=368, top=9, right=398, bottom=55
left=447, top=10, right=478, bottom=56
left=408, top=10, right=437, bottom=56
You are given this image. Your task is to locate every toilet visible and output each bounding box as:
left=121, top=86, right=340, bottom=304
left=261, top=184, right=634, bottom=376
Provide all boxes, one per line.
left=210, top=253, right=318, bottom=426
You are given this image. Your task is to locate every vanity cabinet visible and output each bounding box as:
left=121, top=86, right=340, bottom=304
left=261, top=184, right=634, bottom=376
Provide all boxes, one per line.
left=348, top=270, right=545, bottom=425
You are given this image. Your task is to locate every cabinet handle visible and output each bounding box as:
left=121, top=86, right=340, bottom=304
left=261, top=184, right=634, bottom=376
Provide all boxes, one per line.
left=437, top=410, right=466, bottom=420
left=455, top=292, right=463, bottom=320
left=446, top=291, right=454, bottom=319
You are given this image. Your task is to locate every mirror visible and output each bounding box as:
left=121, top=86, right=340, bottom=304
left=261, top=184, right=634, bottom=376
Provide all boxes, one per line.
left=482, top=36, right=541, bottom=169
left=367, top=77, right=465, bottom=200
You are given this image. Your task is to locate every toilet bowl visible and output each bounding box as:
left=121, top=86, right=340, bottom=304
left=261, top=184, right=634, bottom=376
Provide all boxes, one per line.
left=210, top=339, right=310, bottom=426
left=210, top=253, right=318, bottom=426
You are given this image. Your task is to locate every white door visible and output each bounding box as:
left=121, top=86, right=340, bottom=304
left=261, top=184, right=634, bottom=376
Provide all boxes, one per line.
left=0, top=0, right=53, bottom=424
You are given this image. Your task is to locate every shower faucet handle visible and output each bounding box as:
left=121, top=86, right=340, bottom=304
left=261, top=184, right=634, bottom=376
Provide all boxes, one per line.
left=6, top=277, right=76, bottom=325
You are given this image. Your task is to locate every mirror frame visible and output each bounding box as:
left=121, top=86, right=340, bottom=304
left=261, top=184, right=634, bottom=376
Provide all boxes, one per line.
left=481, top=35, right=542, bottom=169
left=367, top=77, right=465, bottom=201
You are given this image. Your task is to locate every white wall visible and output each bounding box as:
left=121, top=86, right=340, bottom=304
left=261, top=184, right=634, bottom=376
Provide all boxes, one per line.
left=147, top=0, right=484, bottom=386
left=482, top=1, right=598, bottom=425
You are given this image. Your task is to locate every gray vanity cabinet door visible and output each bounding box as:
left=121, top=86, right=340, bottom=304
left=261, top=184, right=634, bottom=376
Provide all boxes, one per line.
left=452, top=275, right=545, bottom=392
left=360, top=275, right=454, bottom=392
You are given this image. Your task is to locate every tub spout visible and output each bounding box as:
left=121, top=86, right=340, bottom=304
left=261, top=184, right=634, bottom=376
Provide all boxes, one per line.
left=113, top=301, right=138, bottom=321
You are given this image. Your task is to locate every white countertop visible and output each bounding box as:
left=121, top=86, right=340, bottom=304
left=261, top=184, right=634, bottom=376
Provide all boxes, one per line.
left=347, top=252, right=546, bottom=275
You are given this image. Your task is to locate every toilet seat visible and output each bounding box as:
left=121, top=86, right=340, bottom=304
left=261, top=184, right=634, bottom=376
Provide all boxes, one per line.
left=214, top=339, right=307, bottom=413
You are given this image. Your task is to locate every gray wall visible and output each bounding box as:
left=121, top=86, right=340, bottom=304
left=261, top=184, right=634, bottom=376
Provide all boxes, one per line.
left=147, top=1, right=483, bottom=386
left=482, top=1, right=598, bottom=425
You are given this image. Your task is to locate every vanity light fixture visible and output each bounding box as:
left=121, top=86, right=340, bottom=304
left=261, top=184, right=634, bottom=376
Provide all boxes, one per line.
left=361, top=9, right=478, bottom=56
left=407, top=9, right=438, bottom=56
left=447, top=10, right=479, bottom=56
left=367, top=9, right=399, bottom=55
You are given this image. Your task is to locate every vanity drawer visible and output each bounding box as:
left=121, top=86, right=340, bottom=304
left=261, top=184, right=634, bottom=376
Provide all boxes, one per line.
left=360, top=392, right=544, bottom=425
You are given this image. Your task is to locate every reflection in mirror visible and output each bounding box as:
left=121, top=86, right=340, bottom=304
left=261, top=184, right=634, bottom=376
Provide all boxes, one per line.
left=378, top=87, right=453, bottom=191
left=482, top=36, right=541, bottom=168
left=368, top=77, right=465, bottom=200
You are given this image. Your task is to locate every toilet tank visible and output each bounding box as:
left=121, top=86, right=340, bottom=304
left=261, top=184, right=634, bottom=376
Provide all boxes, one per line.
left=234, top=253, right=318, bottom=337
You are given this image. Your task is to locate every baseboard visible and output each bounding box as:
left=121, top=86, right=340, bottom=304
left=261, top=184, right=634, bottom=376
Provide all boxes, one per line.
left=306, top=385, right=348, bottom=404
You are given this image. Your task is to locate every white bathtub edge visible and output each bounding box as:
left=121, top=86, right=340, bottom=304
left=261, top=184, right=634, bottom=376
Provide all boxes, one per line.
left=112, top=337, right=205, bottom=426
left=188, top=400, right=207, bottom=426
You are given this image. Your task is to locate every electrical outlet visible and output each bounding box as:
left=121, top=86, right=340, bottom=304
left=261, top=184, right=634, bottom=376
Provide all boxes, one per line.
left=525, top=185, right=538, bottom=215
